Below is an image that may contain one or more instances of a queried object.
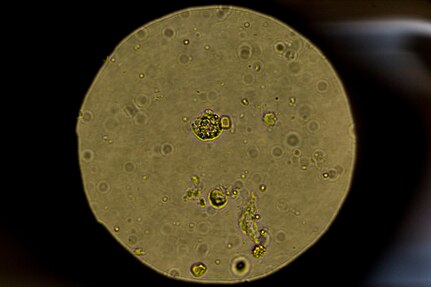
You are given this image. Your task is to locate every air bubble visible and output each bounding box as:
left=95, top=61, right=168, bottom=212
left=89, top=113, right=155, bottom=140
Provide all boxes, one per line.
left=81, top=149, right=94, bottom=162
left=271, top=145, right=284, bottom=159
left=231, top=255, right=250, bottom=277
left=97, top=180, right=110, bottom=193
left=134, top=94, right=151, bottom=108
left=237, top=42, right=253, bottom=60
left=161, top=143, right=174, bottom=156
left=123, top=161, right=136, bottom=173
left=178, top=54, right=192, bottom=65
left=284, top=131, right=302, bottom=148
left=307, top=120, right=320, bottom=133
left=247, top=145, right=260, bottom=159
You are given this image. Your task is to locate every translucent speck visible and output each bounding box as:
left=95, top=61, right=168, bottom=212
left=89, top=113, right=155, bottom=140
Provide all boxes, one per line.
left=244, top=22, right=250, bottom=28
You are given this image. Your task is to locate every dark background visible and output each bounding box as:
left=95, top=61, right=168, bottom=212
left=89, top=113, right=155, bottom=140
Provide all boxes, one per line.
left=4, top=0, right=431, bottom=286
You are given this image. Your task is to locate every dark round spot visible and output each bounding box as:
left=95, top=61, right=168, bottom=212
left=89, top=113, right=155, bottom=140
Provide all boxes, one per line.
left=236, top=260, right=245, bottom=271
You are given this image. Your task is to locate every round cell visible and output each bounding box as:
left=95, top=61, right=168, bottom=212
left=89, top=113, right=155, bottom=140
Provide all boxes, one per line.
left=161, top=142, right=174, bottom=156
left=81, top=149, right=94, bottom=162
left=77, top=6, right=356, bottom=284
left=162, top=27, right=175, bottom=39
left=134, top=94, right=151, bottom=108
left=237, top=42, right=253, bottom=60
left=270, top=145, right=284, bottom=159
left=284, top=131, right=302, bottom=148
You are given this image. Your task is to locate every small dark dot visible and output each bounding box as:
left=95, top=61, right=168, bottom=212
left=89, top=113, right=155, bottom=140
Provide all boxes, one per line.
left=236, top=260, right=246, bottom=271
left=275, top=97, right=279, bottom=101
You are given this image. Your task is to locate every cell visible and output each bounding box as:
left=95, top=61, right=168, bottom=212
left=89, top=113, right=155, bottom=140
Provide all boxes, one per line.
left=275, top=230, right=286, bottom=243
left=208, top=188, right=228, bottom=209
left=288, top=61, right=301, bottom=74
left=273, top=41, right=286, bottom=54
left=191, top=109, right=223, bottom=142
left=134, top=111, right=148, bottom=125
left=168, top=268, right=180, bottom=278
left=251, top=244, right=266, bottom=258
left=178, top=54, right=192, bottom=65
left=103, top=117, right=120, bottom=131
left=258, top=184, right=267, bottom=192
left=270, top=145, right=284, bottom=159
left=135, top=27, right=149, bottom=41
left=262, top=111, right=277, bottom=127
left=242, top=73, right=255, bottom=85
left=78, top=110, right=93, bottom=123
left=161, top=142, right=174, bottom=156
left=284, top=131, right=302, bottom=148
left=197, top=221, right=211, bottom=235
left=180, top=10, right=191, bottom=18
left=237, top=42, right=253, bottom=61
left=122, top=104, right=139, bottom=118
left=307, top=119, right=320, bottom=133
left=220, top=115, right=232, bottom=129
left=316, top=79, right=329, bottom=93
left=162, top=27, right=175, bottom=39
left=215, top=5, right=232, bottom=20
left=298, top=104, right=313, bottom=122
left=128, top=234, right=138, bottom=246
left=230, top=255, right=251, bottom=277
left=122, top=161, right=136, bottom=173
left=250, top=60, right=263, bottom=72
left=97, top=180, right=110, bottom=193
left=311, top=148, right=327, bottom=165
left=195, top=242, right=209, bottom=258
left=241, top=98, right=249, bottom=105
left=134, top=94, right=151, bottom=108
left=183, top=39, right=190, bottom=46
left=190, top=262, right=207, bottom=277
left=284, top=47, right=297, bottom=61
left=246, top=145, right=260, bottom=159
left=81, top=149, right=94, bottom=162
